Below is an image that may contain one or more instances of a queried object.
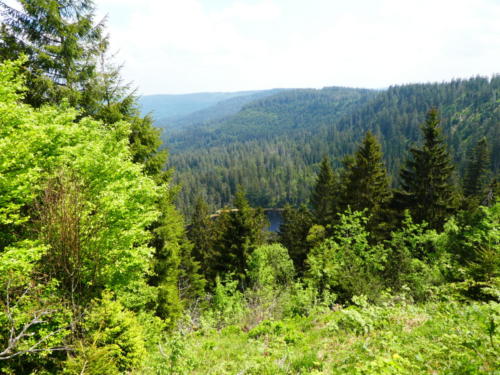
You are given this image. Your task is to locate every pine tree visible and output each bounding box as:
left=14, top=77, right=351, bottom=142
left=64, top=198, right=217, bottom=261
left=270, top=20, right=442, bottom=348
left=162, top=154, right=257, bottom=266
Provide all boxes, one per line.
left=278, top=204, right=313, bottom=274
left=310, top=156, right=337, bottom=227
left=150, top=192, right=204, bottom=327
left=187, top=196, right=218, bottom=284
left=213, top=188, right=267, bottom=285
left=0, top=0, right=105, bottom=108
left=339, top=131, right=393, bottom=237
left=396, top=108, right=457, bottom=229
left=464, top=137, right=491, bottom=201
left=341, top=131, right=392, bottom=211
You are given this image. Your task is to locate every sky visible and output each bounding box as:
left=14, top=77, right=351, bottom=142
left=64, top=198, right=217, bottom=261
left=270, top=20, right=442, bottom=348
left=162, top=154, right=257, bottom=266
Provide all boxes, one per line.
left=93, top=0, right=500, bottom=95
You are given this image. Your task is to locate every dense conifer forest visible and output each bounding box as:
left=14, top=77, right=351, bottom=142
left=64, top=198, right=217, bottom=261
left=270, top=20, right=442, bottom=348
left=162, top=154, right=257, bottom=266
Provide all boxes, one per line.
left=0, top=1, right=498, bottom=374
left=161, top=79, right=500, bottom=214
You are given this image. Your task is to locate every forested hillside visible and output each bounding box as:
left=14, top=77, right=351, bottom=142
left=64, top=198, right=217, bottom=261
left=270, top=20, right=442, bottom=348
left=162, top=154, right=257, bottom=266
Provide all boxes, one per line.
left=166, top=77, right=500, bottom=214
left=139, top=89, right=284, bottom=129
left=168, top=87, right=377, bottom=212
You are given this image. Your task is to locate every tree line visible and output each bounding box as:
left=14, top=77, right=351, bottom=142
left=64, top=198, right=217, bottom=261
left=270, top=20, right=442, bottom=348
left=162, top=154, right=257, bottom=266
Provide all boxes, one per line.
left=168, top=76, right=500, bottom=216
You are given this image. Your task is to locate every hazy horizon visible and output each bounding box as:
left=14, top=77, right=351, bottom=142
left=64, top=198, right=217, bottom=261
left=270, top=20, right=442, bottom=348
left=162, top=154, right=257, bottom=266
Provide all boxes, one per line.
left=93, top=0, right=500, bottom=96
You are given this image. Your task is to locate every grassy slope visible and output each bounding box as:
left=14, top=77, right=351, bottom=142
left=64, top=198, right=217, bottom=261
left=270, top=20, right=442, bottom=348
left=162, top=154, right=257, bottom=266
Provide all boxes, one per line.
left=149, top=301, right=499, bottom=375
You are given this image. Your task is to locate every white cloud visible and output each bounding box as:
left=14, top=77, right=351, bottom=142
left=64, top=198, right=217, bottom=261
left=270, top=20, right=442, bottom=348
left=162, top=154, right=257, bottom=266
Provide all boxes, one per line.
left=96, top=0, right=500, bottom=94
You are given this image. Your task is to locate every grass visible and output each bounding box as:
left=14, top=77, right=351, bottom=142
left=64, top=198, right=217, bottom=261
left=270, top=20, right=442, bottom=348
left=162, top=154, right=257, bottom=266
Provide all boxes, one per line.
left=148, top=300, right=499, bottom=374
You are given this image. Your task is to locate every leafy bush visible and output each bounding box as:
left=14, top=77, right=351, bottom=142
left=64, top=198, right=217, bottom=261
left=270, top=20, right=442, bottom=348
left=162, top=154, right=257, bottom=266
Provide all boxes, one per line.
left=305, top=209, right=387, bottom=303
left=442, top=203, right=499, bottom=283
left=384, top=213, right=445, bottom=301
left=247, top=244, right=295, bottom=289
left=201, top=275, right=247, bottom=329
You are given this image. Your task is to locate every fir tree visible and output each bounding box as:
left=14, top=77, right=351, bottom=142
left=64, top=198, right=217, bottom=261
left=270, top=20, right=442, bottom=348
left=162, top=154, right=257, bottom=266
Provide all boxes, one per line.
left=278, top=204, right=313, bottom=274
left=187, top=196, right=218, bottom=284
left=150, top=191, right=204, bottom=327
left=344, top=131, right=392, bottom=211
left=0, top=0, right=105, bottom=108
left=310, top=156, right=337, bottom=227
left=213, top=188, right=267, bottom=285
left=464, top=137, right=491, bottom=201
left=339, top=131, right=393, bottom=237
left=396, top=108, right=456, bottom=229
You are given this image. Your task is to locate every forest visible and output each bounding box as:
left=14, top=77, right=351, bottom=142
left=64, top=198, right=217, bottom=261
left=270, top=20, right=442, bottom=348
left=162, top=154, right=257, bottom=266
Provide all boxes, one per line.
left=165, top=78, right=500, bottom=215
left=0, top=0, right=498, bottom=374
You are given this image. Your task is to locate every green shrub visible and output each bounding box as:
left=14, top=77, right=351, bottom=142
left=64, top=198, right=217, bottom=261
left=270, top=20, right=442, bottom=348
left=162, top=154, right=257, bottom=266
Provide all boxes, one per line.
left=63, top=292, right=146, bottom=374
left=247, top=244, right=295, bottom=289
left=201, top=275, right=247, bottom=329
left=305, top=209, right=387, bottom=303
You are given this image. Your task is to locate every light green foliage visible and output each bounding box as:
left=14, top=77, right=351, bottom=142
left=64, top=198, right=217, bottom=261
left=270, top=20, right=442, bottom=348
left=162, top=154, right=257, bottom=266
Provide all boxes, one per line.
left=0, top=59, right=159, bottom=302
left=0, top=59, right=161, bottom=371
left=0, top=242, right=71, bottom=371
left=305, top=209, right=387, bottom=302
left=63, top=292, right=146, bottom=374
left=245, top=244, right=296, bottom=325
left=248, top=244, right=295, bottom=289
left=202, top=275, right=247, bottom=329
left=384, top=212, right=445, bottom=301
left=150, top=300, right=500, bottom=374
left=441, top=203, right=499, bottom=284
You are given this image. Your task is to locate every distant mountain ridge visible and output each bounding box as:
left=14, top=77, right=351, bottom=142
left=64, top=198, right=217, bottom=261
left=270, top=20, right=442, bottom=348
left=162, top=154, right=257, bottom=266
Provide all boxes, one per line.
left=138, top=89, right=286, bottom=128
left=145, top=79, right=500, bottom=215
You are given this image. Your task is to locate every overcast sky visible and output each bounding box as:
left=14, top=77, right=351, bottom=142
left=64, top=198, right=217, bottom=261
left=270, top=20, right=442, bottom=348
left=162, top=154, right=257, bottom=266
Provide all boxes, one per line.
left=96, top=0, right=500, bottom=95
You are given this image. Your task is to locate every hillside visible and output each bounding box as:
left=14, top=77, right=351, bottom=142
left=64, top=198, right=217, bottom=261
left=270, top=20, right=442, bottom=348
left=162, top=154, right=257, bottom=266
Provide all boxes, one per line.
left=162, top=89, right=285, bottom=130
left=148, top=300, right=499, bottom=374
left=165, top=77, right=500, bottom=214
left=138, top=89, right=284, bottom=127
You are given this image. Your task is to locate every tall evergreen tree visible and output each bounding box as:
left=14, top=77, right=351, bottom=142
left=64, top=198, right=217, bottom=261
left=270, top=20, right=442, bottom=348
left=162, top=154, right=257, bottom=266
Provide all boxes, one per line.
left=212, top=188, right=267, bottom=285
left=187, top=196, right=218, bottom=284
left=341, top=131, right=392, bottom=211
left=149, top=191, right=204, bottom=327
left=310, top=156, right=337, bottom=227
left=464, top=137, right=491, bottom=201
left=339, top=131, right=393, bottom=237
left=278, top=204, right=313, bottom=274
left=396, top=108, right=457, bottom=229
left=0, top=0, right=105, bottom=108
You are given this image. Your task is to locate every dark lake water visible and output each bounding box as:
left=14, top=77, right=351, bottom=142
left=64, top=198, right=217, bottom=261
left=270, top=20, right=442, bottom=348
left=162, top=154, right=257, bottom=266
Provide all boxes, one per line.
left=265, top=210, right=283, bottom=232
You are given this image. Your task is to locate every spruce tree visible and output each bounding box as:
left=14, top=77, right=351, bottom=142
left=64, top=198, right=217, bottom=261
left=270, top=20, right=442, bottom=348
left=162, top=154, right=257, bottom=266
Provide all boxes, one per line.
left=341, top=131, right=392, bottom=212
left=278, top=204, right=313, bottom=274
left=339, top=131, right=393, bottom=238
left=310, top=156, right=337, bottom=227
left=150, top=192, right=204, bottom=327
left=187, top=196, right=218, bottom=284
left=464, top=137, right=491, bottom=201
left=396, top=108, right=456, bottom=229
left=213, top=188, right=267, bottom=285
left=0, top=0, right=104, bottom=108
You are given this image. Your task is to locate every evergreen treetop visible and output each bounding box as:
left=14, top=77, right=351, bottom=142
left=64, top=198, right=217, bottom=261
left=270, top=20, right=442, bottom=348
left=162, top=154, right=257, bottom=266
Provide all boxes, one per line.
left=310, top=156, right=337, bottom=227
left=464, top=137, right=491, bottom=200
left=397, top=108, right=456, bottom=229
